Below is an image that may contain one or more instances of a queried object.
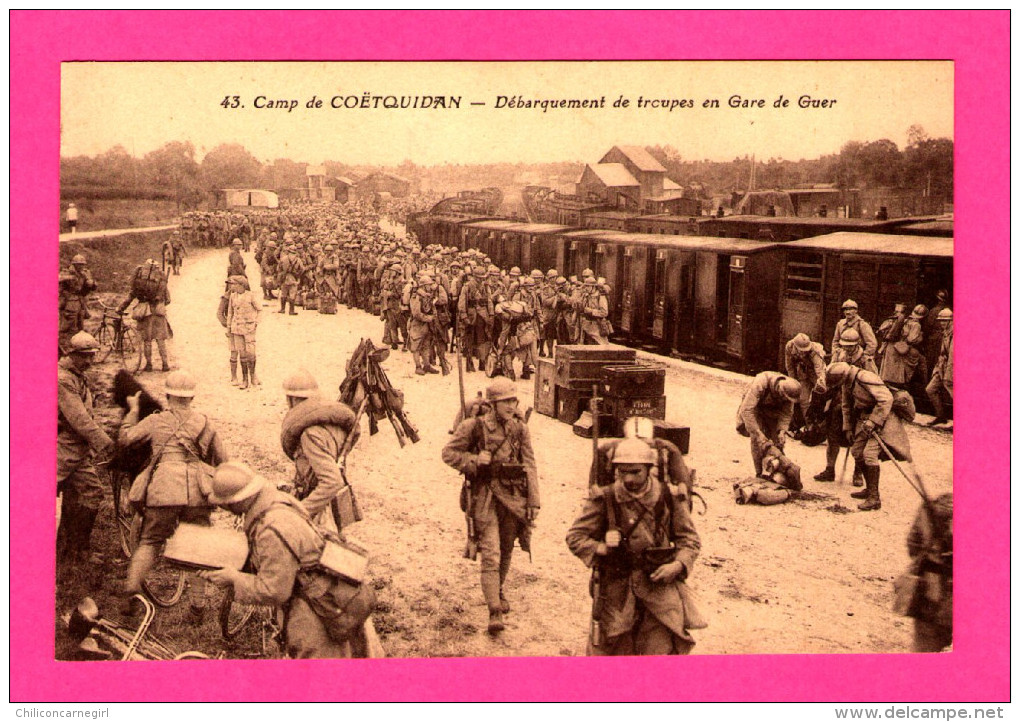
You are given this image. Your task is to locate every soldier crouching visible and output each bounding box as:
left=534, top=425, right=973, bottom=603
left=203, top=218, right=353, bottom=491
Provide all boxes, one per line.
left=442, top=379, right=540, bottom=634
left=567, top=438, right=703, bottom=655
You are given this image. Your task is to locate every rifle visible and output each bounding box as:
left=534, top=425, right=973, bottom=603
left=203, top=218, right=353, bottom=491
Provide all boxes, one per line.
left=456, top=346, right=478, bottom=561
left=588, top=382, right=606, bottom=649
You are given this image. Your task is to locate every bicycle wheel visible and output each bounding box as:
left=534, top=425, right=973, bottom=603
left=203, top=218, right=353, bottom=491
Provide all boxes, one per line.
left=110, top=469, right=135, bottom=559
left=118, top=327, right=142, bottom=370
left=219, top=586, right=257, bottom=640
left=142, top=558, right=188, bottom=608
left=94, top=323, right=114, bottom=363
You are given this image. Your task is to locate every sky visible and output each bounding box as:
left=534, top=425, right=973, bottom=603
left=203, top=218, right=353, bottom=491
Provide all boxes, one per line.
left=61, top=61, right=953, bottom=166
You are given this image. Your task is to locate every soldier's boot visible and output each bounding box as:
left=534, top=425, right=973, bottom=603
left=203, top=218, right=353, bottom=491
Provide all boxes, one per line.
left=279, top=297, right=287, bottom=314
left=288, top=301, right=298, bottom=315
left=55, top=502, right=79, bottom=567
left=813, top=467, right=836, bottom=482
left=413, top=352, right=426, bottom=376
left=122, top=543, right=158, bottom=612
left=73, top=506, right=103, bottom=566
left=499, top=591, right=511, bottom=614
left=464, top=355, right=476, bottom=373
left=157, top=341, right=171, bottom=372
left=482, top=572, right=504, bottom=634
left=521, top=366, right=532, bottom=381
left=239, top=360, right=250, bottom=390
left=230, top=359, right=239, bottom=386
left=143, top=347, right=154, bottom=372
left=851, top=461, right=866, bottom=490
left=857, top=466, right=882, bottom=511
left=249, top=358, right=260, bottom=386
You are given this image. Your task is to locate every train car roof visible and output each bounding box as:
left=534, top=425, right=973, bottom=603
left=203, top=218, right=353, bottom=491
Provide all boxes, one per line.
left=458, top=219, right=577, bottom=234
left=570, top=230, right=783, bottom=254
left=633, top=214, right=693, bottom=222
left=699, top=215, right=892, bottom=228
left=784, top=232, right=954, bottom=257
left=897, top=220, right=954, bottom=233
left=427, top=214, right=503, bottom=224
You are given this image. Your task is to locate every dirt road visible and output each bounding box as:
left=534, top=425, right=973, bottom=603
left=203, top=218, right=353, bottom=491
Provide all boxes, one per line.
left=153, top=245, right=952, bottom=657
left=59, top=224, right=178, bottom=242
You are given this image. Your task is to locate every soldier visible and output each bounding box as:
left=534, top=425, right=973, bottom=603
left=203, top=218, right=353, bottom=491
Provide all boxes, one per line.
left=59, top=254, right=97, bottom=352
left=280, top=370, right=359, bottom=529
left=879, top=304, right=927, bottom=391
left=458, top=265, right=488, bottom=372
left=735, top=371, right=801, bottom=478
left=566, top=437, right=702, bottom=656
left=409, top=273, right=440, bottom=375
left=57, top=332, right=114, bottom=567
left=170, top=231, right=187, bottom=275
left=119, top=259, right=172, bottom=372
left=117, top=370, right=228, bottom=618
left=923, top=290, right=951, bottom=377
left=381, top=262, right=405, bottom=350
left=538, top=269, right=560, bottom=357
left=226, top=275, right=261, bottom=389
left=824, top=361, right=913, bottom=511
left=590, top=416, right=694, bottom=499
left=784, top=332, right=827, bottom=424
left=227, top=238, right=246, bottom=278
left=276, top=242, right=304, bottom=315
left=831, top=299, right=878, bottom=361
left=66, top=202, right=79, bottom=233
left=442, top=379, right=540, bottom=634
left=814, top=328, right=877, bottom=485
left=259, top=239, right=279, bottom=301
left=199, top=462, right=373, bottom=658
left=925, top=309, right=954, bottom=426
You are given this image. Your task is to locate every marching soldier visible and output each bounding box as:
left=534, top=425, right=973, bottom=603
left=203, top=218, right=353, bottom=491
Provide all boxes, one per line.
left=736, top=371, right=802, bottom=478
left=442, top=379, right=540, bottom=634
left=824, top=361, right=913, bottom=511
left=409, top=273, right=439, bottom=375
left=170, top=231, right=187, bottom=276
left=567, top=437, right=702, bottom=655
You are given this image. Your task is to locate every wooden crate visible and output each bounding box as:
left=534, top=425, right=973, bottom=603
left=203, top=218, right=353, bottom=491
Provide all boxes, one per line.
left=652, top=419, right=691, bottom=455
left=556, top=386, right=593, bottom=425
left=534, top=358, right=557, bottom=417
left=600, top=363, right=666, bottom=398
left=572, top=410, right=617, bottom=438
left=554, top=344, right=636, bottom=390
left=603, top=394, right=667, bottom=422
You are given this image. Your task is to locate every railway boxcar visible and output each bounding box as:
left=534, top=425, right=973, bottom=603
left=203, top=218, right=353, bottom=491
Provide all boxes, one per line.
left=459, top=220, right=577, bottom=271
left=778, top=232, right=954, bottom=362
left=696, top=215, right=901, bottom=242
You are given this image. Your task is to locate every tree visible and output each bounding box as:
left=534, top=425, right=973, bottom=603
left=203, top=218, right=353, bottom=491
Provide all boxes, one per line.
left=262, top=158, right=307, bottom=191
left=904, top=135, right=953, bottom=201
left=144, top=141, right=202, bottom=210
left=199, top=143, right=263, bottom=192
left=857, top=139, right=902, bottom=188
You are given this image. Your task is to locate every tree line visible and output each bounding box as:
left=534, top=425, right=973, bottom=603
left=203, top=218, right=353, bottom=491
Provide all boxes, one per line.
left=61, top=126, right=952, bottom=211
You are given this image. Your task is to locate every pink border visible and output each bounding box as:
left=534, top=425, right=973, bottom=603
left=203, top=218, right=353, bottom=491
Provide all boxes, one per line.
left=12, top=10, right=1008, bottom=702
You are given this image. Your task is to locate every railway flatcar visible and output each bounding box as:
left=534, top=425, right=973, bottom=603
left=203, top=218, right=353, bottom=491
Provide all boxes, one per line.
left=778, top=232, right=953, bottom=362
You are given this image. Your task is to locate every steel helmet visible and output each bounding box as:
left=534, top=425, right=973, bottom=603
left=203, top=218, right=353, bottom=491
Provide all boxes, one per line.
left=791, top=333, right=812, bottom=352
left=841, top=299, right=859, bottom=311
left=473, top=266, right=487, bottom=278
left=777, top=377, right=802, bottom=402
left=583, top=277, right=597, bottom=285
left=910, top=304, right=928, bottom=320
left=937, top=308, right=953, bottom=321
left=838, top=328, right=861, bottom=347
left=67, top=331, right=100, bottom=354
left=621, top=416, right=655, bottom=441
left=208, top=461, right=266, bottom=505
left=556, top=276, right=567, bottom=286
left=232, top=238, right=243, bottom=246
left=582, top=268, right=595, bottom=279
left=825, top=362, right=853, bottom=388
left=509, top=266, right=521, bottom=277
left=485, top=378, right=518, bottom=403
left=530, top=269, right=544, bottom=279
left=546, top=269, right=558, bottom=279
left=71, top=254, right=87, bottom=265
left=487, top=265, right=500, bottom=276
left=521, top=276, right=535, bottom=287
left=612, top=438, right=656, bottom=466
left=282, top=368, right=320, bottom=398
left=165, top=370, right=197, bottom=398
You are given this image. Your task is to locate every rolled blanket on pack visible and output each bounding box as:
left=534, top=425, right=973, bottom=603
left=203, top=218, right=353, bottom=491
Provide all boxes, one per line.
left=280, top=396, right=357, bottom=460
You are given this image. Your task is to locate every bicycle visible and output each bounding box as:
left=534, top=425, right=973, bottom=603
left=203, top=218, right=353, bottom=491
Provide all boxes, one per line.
left=94, top=301, right=142, bottom=370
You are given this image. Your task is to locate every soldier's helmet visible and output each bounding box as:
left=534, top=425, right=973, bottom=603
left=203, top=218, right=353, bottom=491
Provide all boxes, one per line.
left=71, top=254, right=87, bottom=265
left=838, top=328, right=861, bottom=347
left=165, top=370, right=197, bottom=398
left=937, top=308, right=953, bottom=321
left=282, top=368, right=320, bottom=398
left=485, top=378, right=518, bottom=404
left=791, top=333, right=812, bottom=352
left=555, top=276, right=567, bottom=286
left=841, top=299, right=859, bottom=311
left=621, top=416, right=655, bottom=441
left=777, top=377, right=802, bottom=402
left=613, top=438, right=656, bottom=466
left=509, top=266, right=521, bottom=277
left=67, top=331, right=100, bottom=354
left=232, top=238, right=243, bottom=247
left=521, top=276, right=535, bottom=287
left=487, top=265, right=500, bottom=276
left=530, top=269, right=544, bottom=279
left=582, top=268, right=595, bottom=279
left=266, top=240, right=277, bottom=248
left=546, top=269, right=558, bottom=279
left=208, top=461, right=266, bottom=505
left=910, top=304, right=929, bottom=320
left=825, top=362, right=853, bottom=388
left=583, top=277, right=597, bottom=285
left=473, top=266, right=487, bottom=278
